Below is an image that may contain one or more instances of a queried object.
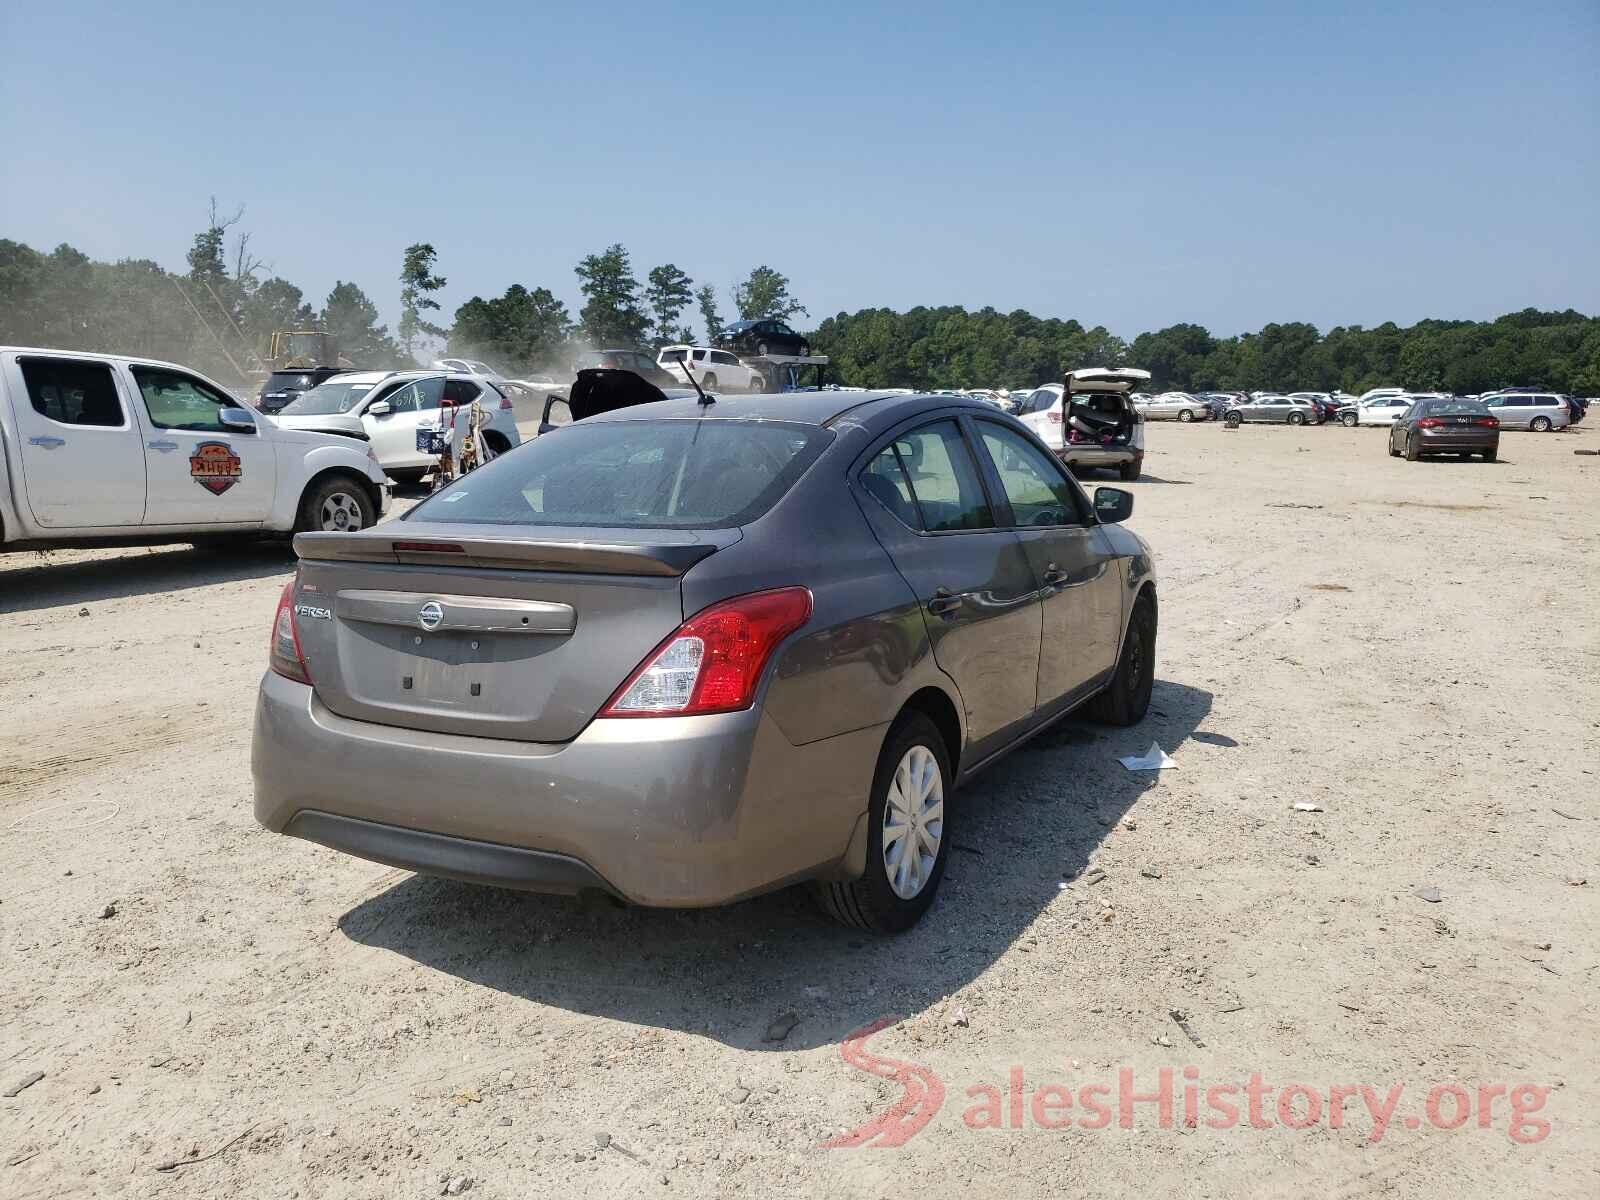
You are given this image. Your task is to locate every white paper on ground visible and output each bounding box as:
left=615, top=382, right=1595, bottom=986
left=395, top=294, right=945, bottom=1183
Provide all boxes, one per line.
left=1118, top=742, right=1177, bottom=772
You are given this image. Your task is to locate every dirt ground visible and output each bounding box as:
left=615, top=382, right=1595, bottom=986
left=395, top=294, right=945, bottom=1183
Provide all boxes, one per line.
left=2, top=420, right=1596, bottom=1198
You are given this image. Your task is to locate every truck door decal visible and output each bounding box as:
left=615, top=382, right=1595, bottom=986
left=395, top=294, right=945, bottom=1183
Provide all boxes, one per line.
left=189, top=441, right=242, bottom=495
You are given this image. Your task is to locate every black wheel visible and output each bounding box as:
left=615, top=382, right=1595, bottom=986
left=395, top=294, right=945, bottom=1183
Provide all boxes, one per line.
left=1341, top=412, right=1358, bottom=428
left=1530, top=416, right=1552, bottom=432
left=757, top=342, right=769, bottom=356
left=701, top=372, right=717, bottom=389
left=1288, top=411, right=1307, bottom=426
left=1178, top=408, right=1194, bottom=423
left=814, top=712, right=952, bottom=934
left=1085, top=594, right=1156, bottom=726
left=1404, top=434, right=1421, bottom=462
left=1482, top=447, right=1497, bottom=462
left=1117, top=459, right=1141, bottom=482
left=1225, top=412, right=1242, bottom=428
left=297, top=474, right=376, bottom=533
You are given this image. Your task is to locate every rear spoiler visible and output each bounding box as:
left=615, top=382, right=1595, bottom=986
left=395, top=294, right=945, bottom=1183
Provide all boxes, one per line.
left=292, top=531, right=730, bottom=577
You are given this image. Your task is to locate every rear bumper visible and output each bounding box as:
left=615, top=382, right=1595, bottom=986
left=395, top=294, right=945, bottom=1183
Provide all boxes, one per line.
left=1055, top=445, right=1141, bottom=471
left=251, top=671, right=882, bottom=907
left=1417, top=431, right=1498, bottom=452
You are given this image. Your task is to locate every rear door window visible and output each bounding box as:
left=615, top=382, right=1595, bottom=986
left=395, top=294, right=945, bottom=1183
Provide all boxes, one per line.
left=860, top=445, right=923, bottom=530
left=20, top=358, right=126, bottom=427
left=442, top=379, right=481, bottom=405
left=887, top=420, right=994, bottom=532
left=409, top=419, right=829, bottom=529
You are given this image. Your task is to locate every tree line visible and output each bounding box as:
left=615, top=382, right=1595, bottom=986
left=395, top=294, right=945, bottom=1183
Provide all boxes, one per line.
left=1, top=204, right=1595, bottom=395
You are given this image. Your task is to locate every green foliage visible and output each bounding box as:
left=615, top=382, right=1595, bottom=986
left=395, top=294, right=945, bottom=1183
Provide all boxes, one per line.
left=574, top=244, right=649, bottom=348
left=733, top=265, right=806, bottom=322
left=644, top=264, right=694, bottom=347
left=814, top=306, right=1600, bottom=394
left=323, top=281, right=397, bottom=368
left=450, top=284, right=574, bottom=372
left=695, top=284, right=723, bottom=343
left=398, top=243, right=447, bottom=359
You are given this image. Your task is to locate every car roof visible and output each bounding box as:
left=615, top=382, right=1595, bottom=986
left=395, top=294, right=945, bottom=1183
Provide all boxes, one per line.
left=585, top=389, right=1010, bottom=431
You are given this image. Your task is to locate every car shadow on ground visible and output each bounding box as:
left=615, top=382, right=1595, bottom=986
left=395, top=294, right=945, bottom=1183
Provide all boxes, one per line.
left=1132, top=474, right=1193, bottom=485
left=338, top=680, right=1216, bottom=1052
left=0, top=541, right=293, bottom=614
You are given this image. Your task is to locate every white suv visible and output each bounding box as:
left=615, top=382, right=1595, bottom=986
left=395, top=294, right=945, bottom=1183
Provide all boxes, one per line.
left=1016, top=368, right=1150, bottom=480
left=657, top=346, right=765, bottom=393
left=272, top=371, right=523, bottom=483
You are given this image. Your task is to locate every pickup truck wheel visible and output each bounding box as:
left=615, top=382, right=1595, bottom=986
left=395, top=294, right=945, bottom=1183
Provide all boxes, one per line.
left=299, top=475, right=375, bottom=534
left=1085, top=594, right=1156, bottom=726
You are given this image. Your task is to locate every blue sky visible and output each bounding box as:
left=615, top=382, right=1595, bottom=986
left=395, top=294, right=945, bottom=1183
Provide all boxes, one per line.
left=2, top=0, right=1596, bottom=340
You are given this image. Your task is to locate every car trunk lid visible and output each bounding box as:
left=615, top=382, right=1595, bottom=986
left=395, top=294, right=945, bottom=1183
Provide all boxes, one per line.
left=290, top=523, right=739, bottom=742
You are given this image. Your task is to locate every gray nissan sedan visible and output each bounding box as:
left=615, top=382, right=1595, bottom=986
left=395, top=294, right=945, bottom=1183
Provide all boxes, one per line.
left=253, top=390, right=1158, bottom=932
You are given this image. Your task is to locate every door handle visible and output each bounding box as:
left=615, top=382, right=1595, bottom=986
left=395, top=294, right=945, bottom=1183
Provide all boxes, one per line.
left=1042, top=564, right=1069, bottom=586
left=147, top=440, right=180, bottom=452
left=927, top=588, right=962, bottom=617
left=28, top=435, right=66, bottom=449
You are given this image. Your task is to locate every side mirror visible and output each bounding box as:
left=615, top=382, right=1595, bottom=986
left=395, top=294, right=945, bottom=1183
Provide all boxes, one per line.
left=1093, top=486, right=1134, bottom=524
left=220, top=407, right=256, bottom=433
left=367, top=400, right=392, bottom=416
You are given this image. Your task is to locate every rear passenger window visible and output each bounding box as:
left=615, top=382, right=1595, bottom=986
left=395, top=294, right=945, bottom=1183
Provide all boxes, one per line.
left=860, top=446, right=922, bottom=530
left=20, top=358, right=125, bottom=427
left=890, top=421, right=994, bottom=532
left=442, top=379, right=481, bottom=405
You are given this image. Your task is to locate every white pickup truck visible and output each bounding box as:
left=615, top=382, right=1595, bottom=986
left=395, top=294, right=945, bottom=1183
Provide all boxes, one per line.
left=1, top=347, right=390, bottom=550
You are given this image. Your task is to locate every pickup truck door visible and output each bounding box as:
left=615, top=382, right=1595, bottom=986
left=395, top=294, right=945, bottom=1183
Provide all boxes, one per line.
left=4, top=354, right=147, bottom=528
left=127, top=364, right=276, bottom=526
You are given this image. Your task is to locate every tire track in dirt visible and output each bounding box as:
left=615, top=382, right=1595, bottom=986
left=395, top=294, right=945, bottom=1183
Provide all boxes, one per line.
left=0, top=710, right=233, bottom=805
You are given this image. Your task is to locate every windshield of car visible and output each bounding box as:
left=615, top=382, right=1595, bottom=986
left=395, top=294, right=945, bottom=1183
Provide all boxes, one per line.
left=1421, top=400, right=1490, bottom=415
left=407, top=419, right=831, bottom=529
left=279, top=381, right=376, bottom=415
left=262, top=372, right=317, bottom=394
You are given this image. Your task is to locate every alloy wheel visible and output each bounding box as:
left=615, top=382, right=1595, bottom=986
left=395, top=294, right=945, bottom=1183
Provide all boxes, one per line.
left=882, top=745, right=944, bottom=900
left=320, top=491, right=365, bottom=532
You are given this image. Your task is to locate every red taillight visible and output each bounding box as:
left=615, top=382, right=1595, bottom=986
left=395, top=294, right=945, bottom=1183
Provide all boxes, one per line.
left=1416, top=417, right=1444, bottom=428
left=269, top=581, right=312, bottom=684
left=601, top=587, right=813, bottom=717
left=499, top=394, right=513, bottom=410
left=1475, top=416, right=1500, bottom=428
left=1048, top=410, right=1063, bottom=424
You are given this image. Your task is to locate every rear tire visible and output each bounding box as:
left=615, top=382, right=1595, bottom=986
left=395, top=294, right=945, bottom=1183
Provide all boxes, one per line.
left=297, top=474, right=376, bottom=534
left=814, top=712, right=952, bottom=934
left=1288, top=411, right=1307, bottom=426
left=1482, top=447, right=1497, bottom=462
left=1085, top=594, right=1156, bottom=726
left=1531, top=416, right=1552, bottom=432
left=757, top=342, right=769, bottom=356
left=1405, top=434, right=1421, bottom=462
left=1225, top=412, right=1242, bottom=428
left=701, top=373, right=717, bottom=389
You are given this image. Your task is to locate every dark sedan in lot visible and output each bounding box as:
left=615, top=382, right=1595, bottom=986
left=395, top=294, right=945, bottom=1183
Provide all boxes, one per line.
left=254, top=391, right=1158, bottom=933
left=715, top=318, right=811, bottom=358
left=1388, top=398, right=1500, bottom=462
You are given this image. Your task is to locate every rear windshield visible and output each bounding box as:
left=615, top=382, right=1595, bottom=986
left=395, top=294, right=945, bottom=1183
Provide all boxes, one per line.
left=408, top=419, right=831, bottom=529
left=280, top=381, right=376, bottom=415
left=262, top=372, right=319, bottom=394
left=1421, top=400, right=1490, bottom=415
